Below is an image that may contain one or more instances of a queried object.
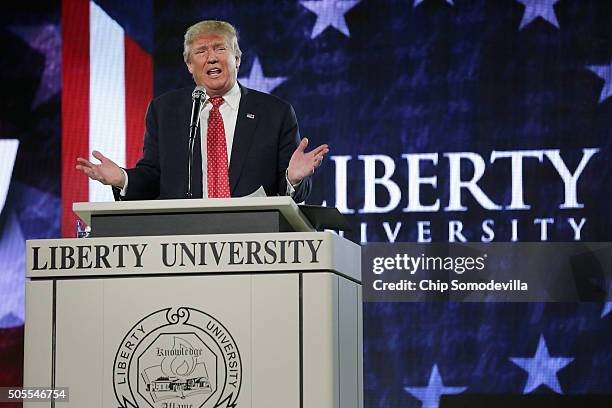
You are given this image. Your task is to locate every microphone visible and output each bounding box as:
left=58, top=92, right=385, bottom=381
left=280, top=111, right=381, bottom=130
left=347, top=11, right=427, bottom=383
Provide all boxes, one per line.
left=186, top=85, right=207, bottom=198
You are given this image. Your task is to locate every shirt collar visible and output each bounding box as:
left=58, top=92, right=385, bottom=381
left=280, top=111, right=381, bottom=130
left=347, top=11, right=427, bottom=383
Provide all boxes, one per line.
left=206, top=82, right=240, bottom=110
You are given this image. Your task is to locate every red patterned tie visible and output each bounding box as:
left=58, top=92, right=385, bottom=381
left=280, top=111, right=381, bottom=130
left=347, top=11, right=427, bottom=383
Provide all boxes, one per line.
left=207, top=97, right=231, bottom=198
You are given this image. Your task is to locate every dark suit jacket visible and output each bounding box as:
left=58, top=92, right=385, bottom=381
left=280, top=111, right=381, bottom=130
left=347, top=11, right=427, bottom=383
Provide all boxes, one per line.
left=114, top=84, right=311, bottom=202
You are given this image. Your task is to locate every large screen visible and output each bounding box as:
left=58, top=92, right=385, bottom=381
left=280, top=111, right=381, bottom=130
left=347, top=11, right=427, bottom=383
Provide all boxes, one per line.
left=0, top=0, right=610, bottom=405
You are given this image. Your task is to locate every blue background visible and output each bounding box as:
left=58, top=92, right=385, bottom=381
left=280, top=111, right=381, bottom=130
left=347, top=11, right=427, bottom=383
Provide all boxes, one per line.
left=0, top=0, right=610, bottom=406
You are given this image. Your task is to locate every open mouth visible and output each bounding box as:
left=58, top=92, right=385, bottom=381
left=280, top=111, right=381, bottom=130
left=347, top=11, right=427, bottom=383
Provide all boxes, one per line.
left=207, top=68, right=222, bottom=78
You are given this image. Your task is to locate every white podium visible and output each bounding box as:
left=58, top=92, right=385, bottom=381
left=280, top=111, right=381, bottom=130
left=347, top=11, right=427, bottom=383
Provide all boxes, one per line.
left=24, top=198, right=363, bottom=408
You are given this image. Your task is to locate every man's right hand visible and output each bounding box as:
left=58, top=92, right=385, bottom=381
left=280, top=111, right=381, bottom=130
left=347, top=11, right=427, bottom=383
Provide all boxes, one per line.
left=76, top=150, right=126, bottom=189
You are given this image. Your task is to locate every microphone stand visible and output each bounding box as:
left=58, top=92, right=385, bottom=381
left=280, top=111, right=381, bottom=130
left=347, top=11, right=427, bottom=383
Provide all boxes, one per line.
left=186, top=88, right=205, bottom=198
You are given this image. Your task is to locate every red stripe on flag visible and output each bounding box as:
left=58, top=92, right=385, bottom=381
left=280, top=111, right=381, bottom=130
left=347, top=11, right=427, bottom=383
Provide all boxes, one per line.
left=124, top=34, right=152, bottom=168
left=62, top=0, right=90, bottom=237
left=0, top=326, right=24, bottom=408
left=0, top=326, right=24, bottom=392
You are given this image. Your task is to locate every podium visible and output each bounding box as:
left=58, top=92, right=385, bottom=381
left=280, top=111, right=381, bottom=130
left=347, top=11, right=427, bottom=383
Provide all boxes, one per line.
left=24, top=197, right=363, bottom=408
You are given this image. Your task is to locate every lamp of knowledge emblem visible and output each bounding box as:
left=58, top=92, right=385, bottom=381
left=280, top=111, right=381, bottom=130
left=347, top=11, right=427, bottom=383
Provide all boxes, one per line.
left=113, top=307, right=242, bottom=408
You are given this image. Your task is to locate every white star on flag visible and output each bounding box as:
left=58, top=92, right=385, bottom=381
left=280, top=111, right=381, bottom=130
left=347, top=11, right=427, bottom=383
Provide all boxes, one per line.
left=0, top=140, right=19, bottom=216
left=0, top=208, right=26, bottom=328
left=515, top=0, right=561, bottom=30
left=586, top=62, right=612, bottom=103
left=9, top=24, right=61, bottom=108
left=414, top=0, right=454, bottom=7
left=301, top=0, right=360, bottom=38
left=238, top=56, right=287, bottom=94
left=597, top=280, right=612, bottom=317
left=602, top=302, right=612, bottom=318
left=404, top=364, right=467, bottom=408
left=509, top=335, right=574, bottom=393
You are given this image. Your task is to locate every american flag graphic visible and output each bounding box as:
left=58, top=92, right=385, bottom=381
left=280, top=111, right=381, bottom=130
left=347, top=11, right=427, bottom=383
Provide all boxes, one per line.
left=61, top=0, right=152, bottom=237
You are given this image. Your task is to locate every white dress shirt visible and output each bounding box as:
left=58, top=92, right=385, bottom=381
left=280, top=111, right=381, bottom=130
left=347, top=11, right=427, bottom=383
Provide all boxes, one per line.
left=199, top=82, right=241, bottom=198
left=120, top=82, right=298, bottom=197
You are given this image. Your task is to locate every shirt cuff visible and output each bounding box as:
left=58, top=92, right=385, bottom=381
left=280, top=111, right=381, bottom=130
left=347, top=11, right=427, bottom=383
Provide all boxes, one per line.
left=285, top=169, right=302, bottom=197
left=119, top=168, right=129, bottom=196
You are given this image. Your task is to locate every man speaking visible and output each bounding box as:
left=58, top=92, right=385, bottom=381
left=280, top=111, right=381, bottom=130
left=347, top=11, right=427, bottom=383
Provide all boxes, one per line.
left=77, top=20, right=328, bottom=202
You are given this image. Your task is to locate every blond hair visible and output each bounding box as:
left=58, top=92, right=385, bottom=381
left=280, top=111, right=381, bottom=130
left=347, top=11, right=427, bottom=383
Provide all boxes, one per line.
left=183, top=20, right=242, bottom=62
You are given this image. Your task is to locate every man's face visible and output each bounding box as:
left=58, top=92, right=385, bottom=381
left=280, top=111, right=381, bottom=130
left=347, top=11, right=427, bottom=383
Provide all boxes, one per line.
left=186, top=34, right=240, bottom=97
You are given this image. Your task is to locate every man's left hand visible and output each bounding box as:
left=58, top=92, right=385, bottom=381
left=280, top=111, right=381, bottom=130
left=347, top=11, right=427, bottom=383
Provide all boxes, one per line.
left=287, top=138, right=329, bottom=185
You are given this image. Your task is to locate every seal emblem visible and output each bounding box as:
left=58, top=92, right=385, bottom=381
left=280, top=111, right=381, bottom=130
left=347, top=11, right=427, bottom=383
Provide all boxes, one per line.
left=113, top=307, right=242, bottom=408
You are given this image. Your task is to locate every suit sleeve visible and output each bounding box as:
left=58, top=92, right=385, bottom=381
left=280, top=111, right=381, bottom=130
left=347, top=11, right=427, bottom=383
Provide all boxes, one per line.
left=277, top=103, right=311, bottom=203
left=112, top=100, right=161, bottom=200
